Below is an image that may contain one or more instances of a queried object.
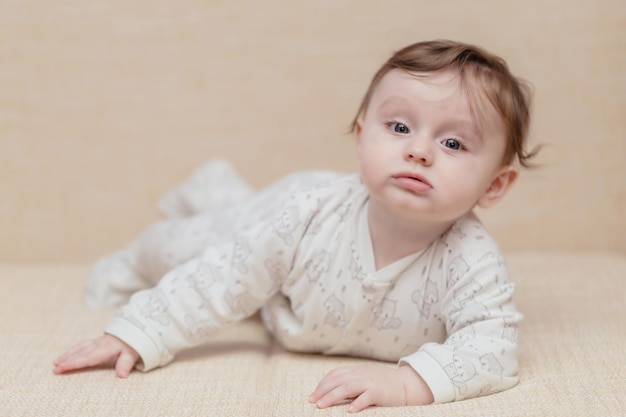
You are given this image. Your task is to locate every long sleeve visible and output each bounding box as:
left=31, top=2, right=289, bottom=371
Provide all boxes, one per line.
left=400, top=218, right=522, bottom=403
left=105, top=198, right=311, bottom=371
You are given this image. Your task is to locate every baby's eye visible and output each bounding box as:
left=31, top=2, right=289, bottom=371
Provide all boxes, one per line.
left=443, top=138, right=463, bottom=150
left=389, top=122, right=410, bottom=134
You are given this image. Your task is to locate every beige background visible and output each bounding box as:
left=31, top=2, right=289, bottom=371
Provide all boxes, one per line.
left=1, top=0, right=624, bottom=262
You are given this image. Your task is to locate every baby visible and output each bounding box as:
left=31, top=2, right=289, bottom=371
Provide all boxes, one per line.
left=54, top=39, right=538, bottom=412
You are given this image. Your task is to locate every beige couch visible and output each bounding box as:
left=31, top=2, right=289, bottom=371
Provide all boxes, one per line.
left=2, top=1, right=624, bottom=416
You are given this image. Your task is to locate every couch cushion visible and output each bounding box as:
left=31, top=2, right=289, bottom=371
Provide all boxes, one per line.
left=1, top=253, right=624, bottom=416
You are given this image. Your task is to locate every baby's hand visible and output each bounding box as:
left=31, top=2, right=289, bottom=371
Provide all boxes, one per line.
left=53, top=334, right=139, bottom=378
left=309, top=364, right=434, bottom=412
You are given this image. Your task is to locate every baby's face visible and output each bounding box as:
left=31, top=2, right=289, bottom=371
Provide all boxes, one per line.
left=355, top=69, right=514, bottom=226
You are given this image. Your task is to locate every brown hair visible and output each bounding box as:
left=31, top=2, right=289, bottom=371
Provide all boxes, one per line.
left=351, top=40, right=539, bottom=167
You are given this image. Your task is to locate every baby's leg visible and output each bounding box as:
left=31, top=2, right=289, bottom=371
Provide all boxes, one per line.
left=85, top=159, right=252, bottom=309
left=84, top=163, right=342, bottom=309
left=85, top=212, right=219, bottom=309
left=84, top=239, right=145, bottom=309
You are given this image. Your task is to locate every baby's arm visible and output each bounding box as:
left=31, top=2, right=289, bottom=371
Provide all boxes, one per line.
left=310, top=364, right=433, bottom=412
left=53, top=334, right=139, bottom=378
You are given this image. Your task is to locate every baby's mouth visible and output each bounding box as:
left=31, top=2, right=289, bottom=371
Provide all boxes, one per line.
left=391, top=173, right=433, bottom=192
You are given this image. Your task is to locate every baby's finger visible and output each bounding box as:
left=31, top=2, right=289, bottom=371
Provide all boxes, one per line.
left=348, top=391, right=375, bottom=413
left=309, top=379, right=337, bottom=404
left=53, top=343, right=117, bottom=374
left=309, top=367, right=352, bottom=402
left=115, top=350, right=139, bottom=378
left=313, top=383, right=362, bottom=409
left=53, top=340, right=95, bottom=366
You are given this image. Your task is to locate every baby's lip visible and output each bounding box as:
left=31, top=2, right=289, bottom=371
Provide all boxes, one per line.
left=392, top=172, right=432, bottom=188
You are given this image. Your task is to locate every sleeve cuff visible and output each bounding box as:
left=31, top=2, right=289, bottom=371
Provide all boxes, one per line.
left=399, top=350, right=456, bottom=404
left=104, top=316, right=162, bottom=372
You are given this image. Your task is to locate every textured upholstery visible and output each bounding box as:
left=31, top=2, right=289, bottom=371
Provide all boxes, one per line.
left=3, top=254, right=625, bottom=416
left=1, top=1, right=624, bottom=415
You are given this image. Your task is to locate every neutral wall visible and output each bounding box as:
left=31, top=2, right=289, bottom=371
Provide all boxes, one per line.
left=1, top=0, right=624, bottom=262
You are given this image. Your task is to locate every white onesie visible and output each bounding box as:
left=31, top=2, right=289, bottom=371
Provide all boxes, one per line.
left=93, top=164, right=522, bottom=404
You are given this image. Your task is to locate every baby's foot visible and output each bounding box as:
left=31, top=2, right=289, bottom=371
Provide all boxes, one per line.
left=85, top=242, right=148, bottom=309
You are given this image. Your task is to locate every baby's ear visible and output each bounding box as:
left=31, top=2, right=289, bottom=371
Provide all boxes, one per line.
left=354, top=118, right=365, bottom=155
left=477, top=165, right=518, bottom=209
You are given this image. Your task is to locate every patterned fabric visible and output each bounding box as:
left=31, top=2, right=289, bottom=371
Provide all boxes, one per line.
left=94, top=162, right=521, bottom=403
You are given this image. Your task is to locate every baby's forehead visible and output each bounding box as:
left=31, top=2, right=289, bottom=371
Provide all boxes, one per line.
left=373, top=69, right=506, bottom=136
left=371, top=70, right=468, bottom=112
left=372, top=70, right=467, bottom=110
left=375, top=69, right=472, bottom=100
left=403, top=69, right=499, bottom=117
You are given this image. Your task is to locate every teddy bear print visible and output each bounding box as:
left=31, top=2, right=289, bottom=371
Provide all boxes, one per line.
left=480, top=353, right=504, bottom=378
left=264, top=257, right=288, bottom=292
left=225, top=290, right=257, bottom=318
left=185, top=314, right=217, bottom=341
left=447, top=256, right=469, bottom=288
left=271, top=206, right=300, bottom=246
left=371, top=298, right=402, bottom=330
left=454, top=280, right=482, bottom=301
left=231, top=236, right=252, bottom=274
left=137, top=289, right=170, bottom=326
left=449, top=278, right=491, bottom=326
left=502, top=323, right=518, bottom=344
left=348, top=242, right=367, bottom=282
left=478, top=251, right=505, bottom=268
left=445, top=325, right=476, bottom=349
left=412, top=279, right=439, bottom=318
left=457, top=299, right=491, bottom=327
left=323, top=295, right=349, bottom=327
left=334, top=201, right=354, bottom=222
left=187, top=262, right=220, bottom=301
left=449, top=223, right=467, bottom=240
left=305, top=249, right=331, bottom=283
left=444, top=354, right=478, bottom=396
